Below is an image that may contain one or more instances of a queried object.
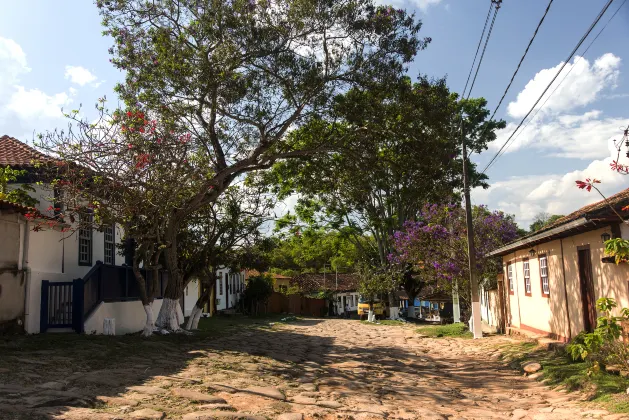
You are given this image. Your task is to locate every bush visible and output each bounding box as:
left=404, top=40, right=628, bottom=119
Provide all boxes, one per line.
left=242, top=274, right=274, bottom=316
left=567, top=297, right=629, bottom=372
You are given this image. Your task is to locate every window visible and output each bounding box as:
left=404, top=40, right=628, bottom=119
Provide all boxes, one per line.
left=78, top=214, right=93, bottom=266
left=219, top=273, right=223, bottom=295
left=539, top=254, right=549, bottom=296
left=523, top=258, right=531, bottom=296
left=507, top=263, right=514, bottom=294
left=104, top=224, right=115, bottom=265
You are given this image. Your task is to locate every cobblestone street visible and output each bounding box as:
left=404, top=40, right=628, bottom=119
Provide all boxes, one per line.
left=1, top=318, right=626, bottom=419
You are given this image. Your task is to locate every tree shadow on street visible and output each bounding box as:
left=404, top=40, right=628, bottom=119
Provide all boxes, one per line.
left=0, top=317, right=542, bottom=419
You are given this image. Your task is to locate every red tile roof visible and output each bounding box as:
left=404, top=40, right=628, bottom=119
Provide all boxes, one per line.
left=245, top=270, right=292, bottom=280
left=0, top=135, right=52, bottom=167
left=489, top=187, right=629, bottom=256
left=290, top=273, right=360, bottom=294
left=532, top=187, right=629, bottom=236
left=0, top=199, right=38, bottom=215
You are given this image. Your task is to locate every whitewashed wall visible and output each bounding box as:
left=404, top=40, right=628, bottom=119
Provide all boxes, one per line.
left=183, top=279, right=199, bottom=316
left=84, top=299, right=170, bottom=335
left=215, top=269, right=245, bottom=311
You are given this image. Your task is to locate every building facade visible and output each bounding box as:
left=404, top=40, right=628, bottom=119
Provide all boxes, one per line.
left=489, top=188, right=629, bottom=342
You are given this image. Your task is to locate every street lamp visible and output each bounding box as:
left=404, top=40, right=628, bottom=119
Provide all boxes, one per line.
left=528, top=249, right=536, bottom=257
left=601, top=232, right=611, bottom=243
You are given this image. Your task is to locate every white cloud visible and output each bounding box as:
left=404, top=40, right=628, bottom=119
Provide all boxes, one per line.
left=6, top=87, right=71, bottom=119
left=490, top=111, right=626, bottom=159
left=64, top=65, right=98, bottom=86
left=0, top=37, right=29, bottom=96
left=475, top=153, right=629, bottom=228
left=506, top=53, right=621, bottom=119
left=0, top=37, right=74, bottom=137
left=373, top=0, right=442, bottom=12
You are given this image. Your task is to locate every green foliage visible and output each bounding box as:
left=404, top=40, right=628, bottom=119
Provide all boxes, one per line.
left=605, top=238, right=629, bottom=264
left=0, top=166, right=38, bottom=207
left=416, top=323, right=472, bottom=338
left=567, top=298, right=629, bottom=372
left=242, top=274, right=274, bottom=316
left=357, top=263, right=399, bottom=306
left=529, top=212, right=564, bottom=233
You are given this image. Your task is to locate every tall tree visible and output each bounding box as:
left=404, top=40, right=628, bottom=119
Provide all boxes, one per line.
left=182, top=184, right=273, bottom=329
left=78, top=0, right=427, bottom=329
left=269, top=76, right=505, bottom=309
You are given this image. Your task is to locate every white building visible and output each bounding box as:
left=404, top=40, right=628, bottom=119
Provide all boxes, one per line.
left=183, top=268, right=246, bottom=316
left=215, top=268, right=245, bottom=311
left=0, top=136, right=171, bottom=335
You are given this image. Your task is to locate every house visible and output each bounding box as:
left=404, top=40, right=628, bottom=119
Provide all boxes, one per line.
left=0, top=135, right=180, bottom=334
left=245, top=270, right=292, bottom=293
left=215, top=267, right=245, bottom=311
left=290, top=272, right=360, bottom=316
left=488, top=187, right=629, bottom=342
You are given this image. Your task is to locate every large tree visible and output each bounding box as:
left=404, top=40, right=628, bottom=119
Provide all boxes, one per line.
left=268, top=76, right=505, bottom=310
left=84, top=0, right=426, bottom=328
left=390, top=203, right=520, bottom=318
left=181, top=184, right=273, bottom=329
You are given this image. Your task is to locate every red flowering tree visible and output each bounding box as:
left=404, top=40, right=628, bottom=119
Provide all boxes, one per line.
left=36, top=105, right=206, bottom=335
left=40, top=0, right=426, bottom=330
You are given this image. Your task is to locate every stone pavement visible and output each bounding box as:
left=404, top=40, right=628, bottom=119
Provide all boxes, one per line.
left=1, top=318, right=627, bottom=419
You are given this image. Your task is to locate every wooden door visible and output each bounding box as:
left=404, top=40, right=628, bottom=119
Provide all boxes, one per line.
left=578, top=248, right=596, bottom=332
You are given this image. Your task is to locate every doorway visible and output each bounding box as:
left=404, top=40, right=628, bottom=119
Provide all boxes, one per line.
left=578, top=247, right=596, bottom=332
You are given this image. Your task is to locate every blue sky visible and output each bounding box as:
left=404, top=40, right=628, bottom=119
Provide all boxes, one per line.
left=1, top=0, right=628, bottom=229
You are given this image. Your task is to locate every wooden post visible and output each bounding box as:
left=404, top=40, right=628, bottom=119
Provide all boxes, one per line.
left=40, top=280, right=49, bottom=333
left=72, top=278, right=85, bottom=333
left=462, top=124, right=482, bottom=339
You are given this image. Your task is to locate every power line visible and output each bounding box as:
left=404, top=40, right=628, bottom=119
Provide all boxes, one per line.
left=481, top=0, right=616, bottom=175
left=466, top=2, right=501, bottom=99
left=489, top=0, right=627, bottom=165
left=462, top=1, right=495, bottom=98
left=471, top=0, right=554, bottom=151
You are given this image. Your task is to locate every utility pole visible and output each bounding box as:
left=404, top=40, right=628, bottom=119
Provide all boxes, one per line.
left=461, top=123, right=483, bottom=339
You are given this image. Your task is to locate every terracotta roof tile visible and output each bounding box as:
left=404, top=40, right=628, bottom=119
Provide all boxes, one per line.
left=291, top=273, right=360, bottom=294
left=0, top=199, right=38, bottom=215
left=0, top=135, right=51, bottom=167
left=530, top=187, right=629, bottom=237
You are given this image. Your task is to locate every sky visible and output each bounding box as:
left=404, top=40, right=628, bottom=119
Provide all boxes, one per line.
left=1, top=0, right=629, bottom=230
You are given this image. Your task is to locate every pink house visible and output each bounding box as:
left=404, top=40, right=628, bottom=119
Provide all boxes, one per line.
left=489, top=188, right=629, bottom=342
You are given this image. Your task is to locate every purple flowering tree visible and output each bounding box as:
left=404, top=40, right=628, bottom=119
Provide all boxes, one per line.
left=390, top=203, right=520, bottom=316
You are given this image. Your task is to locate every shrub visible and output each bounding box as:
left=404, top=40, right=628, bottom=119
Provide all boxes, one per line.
left=567, top=297, right=629, bottom=372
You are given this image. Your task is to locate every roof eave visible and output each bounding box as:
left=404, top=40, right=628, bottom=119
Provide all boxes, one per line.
left=488, top=217, right=595, bottom=257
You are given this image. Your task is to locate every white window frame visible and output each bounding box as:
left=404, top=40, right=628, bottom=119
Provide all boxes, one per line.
left=78, top=214, right=93, bottom=266
left=540, top=255, right=549, bottom=296
left=507, top=263, right=514, bottom=292
left=523, top=259, right=531, bottom=295
left=103, top=224, right=115, bottom=265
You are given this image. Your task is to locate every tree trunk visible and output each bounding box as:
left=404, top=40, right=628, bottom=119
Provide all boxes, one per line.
left=156, top=298, right=183, bottom=331
left=142, top=302, right=155, bottom=336
left=156, top=220, right=184, bottom=329
left=132, top=249, right=155, bottom=337
left=186, top=283, right=211, bottom=330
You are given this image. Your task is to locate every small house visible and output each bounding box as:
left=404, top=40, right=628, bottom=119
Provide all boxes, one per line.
left=488, top=187, right=629, bottom=342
